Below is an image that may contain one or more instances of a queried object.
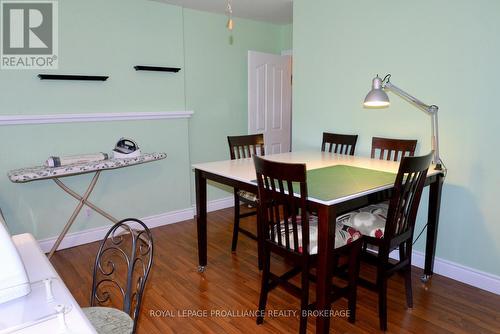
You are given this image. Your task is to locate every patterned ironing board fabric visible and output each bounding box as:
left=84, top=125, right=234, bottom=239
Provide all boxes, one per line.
left=8, top=152, right=167, bottom=183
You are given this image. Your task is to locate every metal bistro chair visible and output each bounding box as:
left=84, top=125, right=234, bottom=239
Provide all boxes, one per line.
left=338, top=152, right=433, bottom=330
left=227, top=134, right=265, bottom=253
left=83, top=218, right=153, bottom=334
left=253, top=156, right=363, bottom=334
left=321, top=132, right=358, bottom=155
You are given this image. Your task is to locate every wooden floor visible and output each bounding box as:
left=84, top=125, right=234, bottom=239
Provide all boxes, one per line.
left=51, top=207, right=500, bottom=334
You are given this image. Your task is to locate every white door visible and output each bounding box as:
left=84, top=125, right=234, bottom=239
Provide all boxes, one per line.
left=248, top=51, right=292, bottom=154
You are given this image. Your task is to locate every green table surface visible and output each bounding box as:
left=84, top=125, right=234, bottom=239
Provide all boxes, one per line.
left=253, top=165, right=397, bottom=201
left=252, top=165, right=397, bottom=202
left=305, top=165, right=396, bottom=201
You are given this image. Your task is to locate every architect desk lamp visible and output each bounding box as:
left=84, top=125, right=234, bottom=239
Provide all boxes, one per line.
left=363, top=74, right=443, bottom=170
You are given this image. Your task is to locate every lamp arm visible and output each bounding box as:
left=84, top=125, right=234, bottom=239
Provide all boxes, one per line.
left=384, top=82, right=434, bottom=114
left=384, top=81, right=442, bottom=169
left=431, top=111, right=442, bottom=169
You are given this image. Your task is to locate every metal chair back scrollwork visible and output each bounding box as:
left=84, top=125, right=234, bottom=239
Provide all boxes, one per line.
left=90, top=218, right=153, bottom=333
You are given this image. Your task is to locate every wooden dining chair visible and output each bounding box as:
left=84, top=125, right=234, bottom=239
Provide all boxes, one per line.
left=83, top=218, right=153, bottom=334
left=321, top=132, right=358, bottom=155
left=371, top=137, right=417, bottom=161
left=337, top=152, right=433, bottom=330
left=253, top=156, right=363, bottom=334
left=369, top=136, right=418, bottom=230
left=227, top=134, right=265, bottom=252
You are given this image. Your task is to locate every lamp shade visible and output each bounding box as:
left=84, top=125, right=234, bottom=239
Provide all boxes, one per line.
left=364, top=76, right=390, bottom=108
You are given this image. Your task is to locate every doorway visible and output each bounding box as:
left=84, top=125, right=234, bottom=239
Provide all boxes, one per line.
left=248, top=51, right=292, bottom=154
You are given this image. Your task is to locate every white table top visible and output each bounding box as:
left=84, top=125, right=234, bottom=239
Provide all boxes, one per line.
left=192, top=151, right=440, bottom=205
left=2, top=234, right=97, bottom=334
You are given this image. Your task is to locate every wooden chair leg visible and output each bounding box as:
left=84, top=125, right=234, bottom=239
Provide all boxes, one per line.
left=399, top=244, right=406, bottom=264
left=299, top=262, right=310, bottom=334
left=256, top=211, right=263, bottom=270
left=362, top=241, right=368, bottom=253
left=231, top=193, right=240, bottom=252
left=377, top=263, right=388, bottom=331
left=404, top=265, right=413, bottom=309
left=404, top=242, right=413, bottom=308
left=257, top=247, right=271, bottom=325
left=347, top=240, right=362, bottom=323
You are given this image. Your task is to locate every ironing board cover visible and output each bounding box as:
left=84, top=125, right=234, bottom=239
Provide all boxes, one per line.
left=8, top=153, right=166, bottom=183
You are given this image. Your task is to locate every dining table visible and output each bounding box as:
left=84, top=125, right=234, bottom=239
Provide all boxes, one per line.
left=192, top=151, right=444, bottom=333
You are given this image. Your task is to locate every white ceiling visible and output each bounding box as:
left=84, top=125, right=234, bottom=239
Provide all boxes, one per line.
left=150, top=0, right=292, bottom=24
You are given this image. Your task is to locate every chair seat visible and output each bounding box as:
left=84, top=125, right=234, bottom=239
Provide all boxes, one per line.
left=337, top=202, right=388, bottom=239
left=273, top=215, right=361, bottom=254
left=83, top=307, right=134, bottom=334
left=237, top=190, right=258, bottom=203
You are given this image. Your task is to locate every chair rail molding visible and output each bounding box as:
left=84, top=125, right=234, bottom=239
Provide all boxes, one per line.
left=0, top=111, right=194, bottom=126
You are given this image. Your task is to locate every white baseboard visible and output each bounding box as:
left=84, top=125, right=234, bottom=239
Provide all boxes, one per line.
left=389, top=249, right=500, bottom=295
left=37, top=196, right=500, bottom=296
left=37, top=196, right=234, bottom=253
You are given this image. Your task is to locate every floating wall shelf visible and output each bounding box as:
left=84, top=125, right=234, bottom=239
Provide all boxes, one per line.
left=134, top=66, right=181, bottom=73
left=38, top=74, right=109, bottom=81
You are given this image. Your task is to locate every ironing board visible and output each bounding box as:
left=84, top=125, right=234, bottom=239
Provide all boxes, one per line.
left=8, top=152, right=166, bottom=259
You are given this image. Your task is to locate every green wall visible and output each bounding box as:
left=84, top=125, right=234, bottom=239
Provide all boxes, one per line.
left=1, top=0, right=186, bottom=114
left=0, top=0, right=288, bottom=239
left=293, top=0, right=500, bottom=276
left=184, top=9, right=285, bottom=201
left=280, top=24, right=293, bottom=51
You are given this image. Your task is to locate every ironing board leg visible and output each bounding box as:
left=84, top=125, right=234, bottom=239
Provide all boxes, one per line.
left=53, top=178, right=119, bottom=224
left=48, top=171, right=117, bottom=259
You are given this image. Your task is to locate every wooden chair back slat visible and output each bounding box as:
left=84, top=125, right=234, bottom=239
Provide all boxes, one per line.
left=228, top=134, right=265, bottom=160
left=384, top=152, right=433, bottom=241
left=371, top=137, right=417, bottom=161
left=253, top=156, right=310, bottom=255
left=321, top=132, right=358, bottom=156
